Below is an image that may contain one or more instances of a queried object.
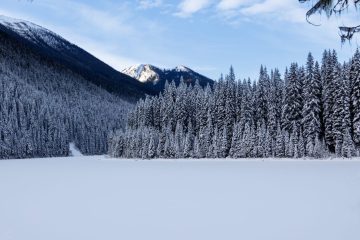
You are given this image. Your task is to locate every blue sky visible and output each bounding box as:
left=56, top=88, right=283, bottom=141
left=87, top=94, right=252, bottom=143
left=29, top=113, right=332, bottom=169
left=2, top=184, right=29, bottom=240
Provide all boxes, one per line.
left=1, top=0, right=360, bottom=80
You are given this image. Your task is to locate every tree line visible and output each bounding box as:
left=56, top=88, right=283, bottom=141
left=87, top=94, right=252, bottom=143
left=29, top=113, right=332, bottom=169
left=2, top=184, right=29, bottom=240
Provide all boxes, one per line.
left=109, top=49, right=360, bottom=159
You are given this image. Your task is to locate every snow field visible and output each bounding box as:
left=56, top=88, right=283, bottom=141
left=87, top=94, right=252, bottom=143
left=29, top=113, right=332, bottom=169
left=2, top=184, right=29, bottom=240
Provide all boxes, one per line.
left=0, top=156, right=360, bottom=240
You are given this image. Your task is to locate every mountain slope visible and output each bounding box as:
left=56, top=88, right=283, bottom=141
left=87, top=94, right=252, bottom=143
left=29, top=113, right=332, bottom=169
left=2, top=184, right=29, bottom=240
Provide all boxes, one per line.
left=122, top=64, right=214, bottom=91
left=0, top=15, right=153, bottom=100
left=0, top=16, right=135, bottom=159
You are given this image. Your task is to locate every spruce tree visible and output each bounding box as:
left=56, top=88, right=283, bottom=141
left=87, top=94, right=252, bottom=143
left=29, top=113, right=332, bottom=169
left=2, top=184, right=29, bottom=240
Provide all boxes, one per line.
left=256, top=66, right=271, bottom=125
left=224, top=67, right=237, bottom=155
left=342, top=126, right=355, bottom=157
left=183, top=131, right=193, bottom=158
left=148, top=132, right=157, bottom=159
left=282, top=63, right=303, bottom=133
left=212, top=125, right=220, bottom=158
left=219, top=126, right=228, bottom=158
left=350, top=49, right=360, bottom=145
left=275, top=125, right=285, bottom=157
left=229, top=122, right=242, bottom=158
left=322, top=50, right=338, bottom=151
left=332, top=64, right=346, bottom=156
left=303, top=60, right=322, bottom=153
left=240, top=79, right=253, bottom=131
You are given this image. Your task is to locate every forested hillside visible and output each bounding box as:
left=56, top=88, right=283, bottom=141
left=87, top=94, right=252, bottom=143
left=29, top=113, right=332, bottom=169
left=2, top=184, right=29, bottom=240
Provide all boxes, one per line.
left=0, top=15, right=153, bottom=100
left=109, top=50, right=360, bottom=159
left=0, top=30, right=132, bottom=159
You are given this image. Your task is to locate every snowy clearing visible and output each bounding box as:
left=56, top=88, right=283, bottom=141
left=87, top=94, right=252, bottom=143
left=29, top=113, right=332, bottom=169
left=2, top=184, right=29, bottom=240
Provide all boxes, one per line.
left=1, top=156, right=360, bottom=240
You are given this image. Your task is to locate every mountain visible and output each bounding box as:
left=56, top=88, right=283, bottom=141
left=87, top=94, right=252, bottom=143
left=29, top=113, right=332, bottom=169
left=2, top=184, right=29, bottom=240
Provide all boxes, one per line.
left=0, top=15, right=138, bottom=159
left=122, top=64, right=162, bottom=84
left=122, top=64, right=214, bottom=91
left=0, top=15, right=153, bottom=100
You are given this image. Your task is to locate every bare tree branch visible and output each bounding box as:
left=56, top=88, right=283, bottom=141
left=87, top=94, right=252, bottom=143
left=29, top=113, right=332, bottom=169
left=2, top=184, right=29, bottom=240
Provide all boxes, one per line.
left=299, top=0, right=360, bottom=41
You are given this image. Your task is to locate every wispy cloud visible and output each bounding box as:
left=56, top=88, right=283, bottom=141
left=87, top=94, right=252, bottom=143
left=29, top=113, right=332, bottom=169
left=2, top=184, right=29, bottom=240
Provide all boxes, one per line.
left=217, top=0, right=253, bottom=11
left=175, top=0, right=213, bottom=17
left=173, top=0, right=307, bottom=24
left=240, top=0, right=306, bottom=23
left=138, top=0, right=163, bottom=9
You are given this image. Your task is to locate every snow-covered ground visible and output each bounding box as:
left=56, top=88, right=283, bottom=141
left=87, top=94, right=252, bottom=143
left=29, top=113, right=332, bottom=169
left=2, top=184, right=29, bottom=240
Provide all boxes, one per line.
left=69, top=142, right=83, bottom=157
left=1, top=156, right=360, bottom=240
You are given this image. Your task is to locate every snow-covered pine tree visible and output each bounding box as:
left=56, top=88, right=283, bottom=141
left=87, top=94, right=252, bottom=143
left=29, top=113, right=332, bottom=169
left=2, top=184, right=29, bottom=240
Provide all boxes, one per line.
left=341, top=124, right=356, bottom=158
left=350, top=49, right=360, bottom=146
left=157, top=129, right=166, bottom=158
left=211, top=125, right=220, bottom=158
left=249, top=125, right=258, bottom=158
left=164, top=135, right=175, bottom=158
left=224, top=66, right=237, bottom=155
left=192, top=135, right=200, bottom=158
left=235, top=80, right=243, bottom=122
left=268, top=68, right=283, bottom=139
left=303, top=54, right=315, bottom=137
left=256, top=122, right=266, bottom=158
left=298, top=130, right=305, bottom=158
left=239, top=123, right=251, bottom=158
left=275, top=125, right=285, bottom=157
left=214, top=77, right=226, bottom=131
left=313, top=136, right=328, bottom=158
left=164, top=124, right=176, bottom=158
left=322, top=50, right=338, bottom=152
left=239, top=79, right=253, bottom=132
left=229, top=122, right=242, bottom=158
left=205, top=110, right=214, bottom=158
left=219, top=126, right=228, bottom=158
left=302, top=59, right=322, bottom=154
left=282, top=63, right=303, bottom=133
left=273, top=69, right=284, bottom=122
left=148, top=130, right=157, bottom=159
left=256, top=66, right=271, bottom=126
left=175, top=121, right=185, bottom=158
left=342, top=62, right=352, bottom=132
left=183, top=131, right=193, bottom=158
left=332, top=63, right=346, bottom=156
left=264, top=127, right=273, bottom=157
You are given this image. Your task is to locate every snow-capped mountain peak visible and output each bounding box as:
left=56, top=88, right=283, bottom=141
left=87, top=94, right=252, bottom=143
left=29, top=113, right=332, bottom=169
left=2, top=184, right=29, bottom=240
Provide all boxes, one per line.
left=121, top=64, right=213, bottom=88
left=122, top=64, right=160, bottom=83
left=0, top=15, right=41, bottom=31
left=0, top=15, right=71, bottom=50
left=122, top=64, right=196, bottom=84
left=174, top=65, right=191, bottom=72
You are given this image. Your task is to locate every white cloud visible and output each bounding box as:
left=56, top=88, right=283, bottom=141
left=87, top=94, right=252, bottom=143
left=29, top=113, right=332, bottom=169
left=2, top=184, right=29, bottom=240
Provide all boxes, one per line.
left=241, top=0, right=285, bottom=14
left=138, top=0, right=163, bottom=9
left=240, top=0, right=306, bottom=23
left=175, top=0, right=213, bottom=17
left=217, top=0, right=252, bottom=11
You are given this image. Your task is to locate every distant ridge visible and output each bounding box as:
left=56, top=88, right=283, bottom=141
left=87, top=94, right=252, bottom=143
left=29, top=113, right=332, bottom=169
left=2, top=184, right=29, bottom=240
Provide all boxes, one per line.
left=122, top=64, right=214, bottom=91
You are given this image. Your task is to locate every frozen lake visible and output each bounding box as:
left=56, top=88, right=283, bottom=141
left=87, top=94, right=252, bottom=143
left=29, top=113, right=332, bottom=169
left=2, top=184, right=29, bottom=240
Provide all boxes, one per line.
left=1, top=156, right=360, bottom=240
